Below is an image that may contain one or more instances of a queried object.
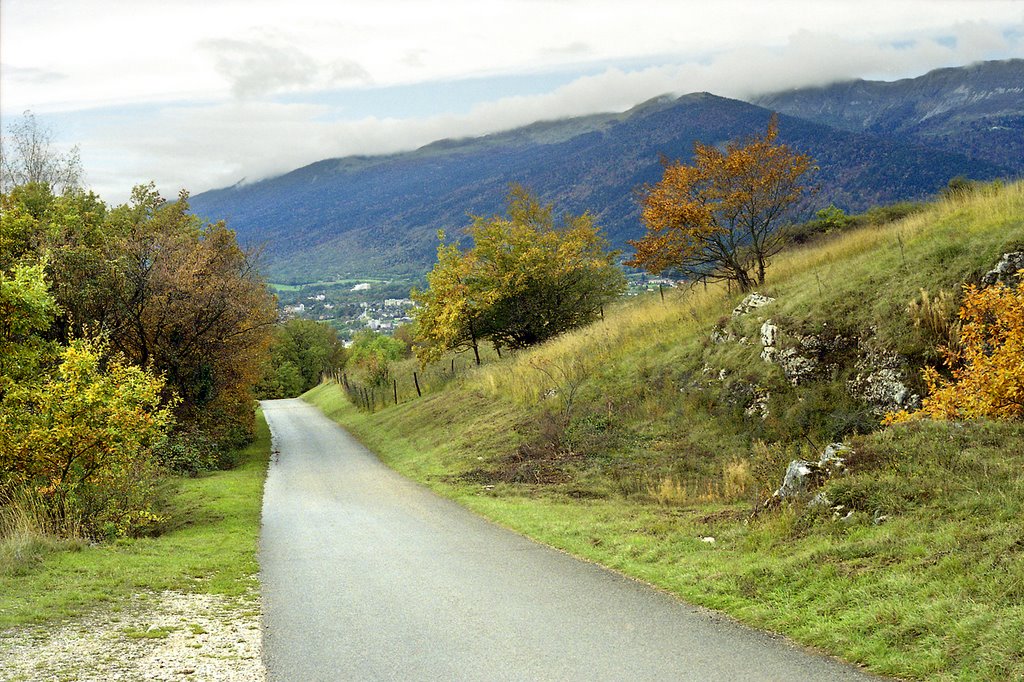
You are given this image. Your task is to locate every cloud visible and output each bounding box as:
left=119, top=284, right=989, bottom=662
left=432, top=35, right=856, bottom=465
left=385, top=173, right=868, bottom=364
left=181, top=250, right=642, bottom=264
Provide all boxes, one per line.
left=199, top=37, right=370, bottom=99
left=74, top=18, right=1022, bottom=203
left=1, top=64, right=68, bottom=85
left=542, top=42, right=593, bottom=58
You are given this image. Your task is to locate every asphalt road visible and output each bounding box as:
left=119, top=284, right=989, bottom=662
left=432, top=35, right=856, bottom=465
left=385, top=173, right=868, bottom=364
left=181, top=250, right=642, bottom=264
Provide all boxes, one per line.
left=259, top=398, right=880, bottom=681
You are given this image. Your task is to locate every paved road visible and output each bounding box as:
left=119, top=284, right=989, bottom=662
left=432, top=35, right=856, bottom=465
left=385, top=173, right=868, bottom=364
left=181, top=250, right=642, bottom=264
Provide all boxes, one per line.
left=259, top=398, right=879, bottom=681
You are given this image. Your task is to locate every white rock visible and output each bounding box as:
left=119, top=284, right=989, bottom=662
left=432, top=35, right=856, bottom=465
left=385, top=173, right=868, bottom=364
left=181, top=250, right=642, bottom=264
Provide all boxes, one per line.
left=731, top=292, right=776, bottom=317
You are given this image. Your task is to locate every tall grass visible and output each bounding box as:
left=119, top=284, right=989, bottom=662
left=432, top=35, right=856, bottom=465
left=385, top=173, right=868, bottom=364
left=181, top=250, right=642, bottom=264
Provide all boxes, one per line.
left=0, top=488, right=85, bottom=577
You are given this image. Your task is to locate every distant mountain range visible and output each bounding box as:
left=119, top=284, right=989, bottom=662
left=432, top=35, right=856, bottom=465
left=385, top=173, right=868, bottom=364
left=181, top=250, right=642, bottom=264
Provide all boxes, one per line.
left=189, top=60, right=1023, bottom=283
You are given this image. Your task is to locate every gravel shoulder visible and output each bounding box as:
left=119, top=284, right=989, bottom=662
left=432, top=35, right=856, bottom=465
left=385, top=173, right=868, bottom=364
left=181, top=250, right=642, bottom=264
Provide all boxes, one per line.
left=0, top=589, right=265, bottom=681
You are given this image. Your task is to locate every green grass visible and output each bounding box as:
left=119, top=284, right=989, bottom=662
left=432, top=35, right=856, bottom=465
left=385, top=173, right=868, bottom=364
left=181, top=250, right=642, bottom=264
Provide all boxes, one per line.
left=305, top=182, right=1024, bottom=681
left=0, top=410, right=271, bottom=629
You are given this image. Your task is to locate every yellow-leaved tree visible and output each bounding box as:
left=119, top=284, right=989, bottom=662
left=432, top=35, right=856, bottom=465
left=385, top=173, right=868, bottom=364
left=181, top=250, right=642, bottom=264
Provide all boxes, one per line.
left=413, top=186, right=625, bottom=365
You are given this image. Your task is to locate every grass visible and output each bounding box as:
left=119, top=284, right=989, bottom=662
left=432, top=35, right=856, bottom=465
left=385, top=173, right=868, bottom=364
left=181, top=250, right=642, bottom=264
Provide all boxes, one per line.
left=0, top=410, right=271, bottom=629
left=305, top=182, right=1024, bottom=681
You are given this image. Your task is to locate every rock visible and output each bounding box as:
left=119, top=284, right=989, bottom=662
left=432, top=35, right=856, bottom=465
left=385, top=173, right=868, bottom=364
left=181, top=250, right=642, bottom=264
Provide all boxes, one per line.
left=759, top=320, right=778, bottom=362
left=744, top=389, right=771, bottom=420
left=808, top=491, right=831, bottom=508
left=778, top=348, right=817, bottom=385
left=700, top=536, right=716, bottom=544
left=848, top=347, right=920, bottom=414
left=774, top=459, right=822, bottom=499
left=819, top=442, right=850, bottom=470
left=982, top=251, right=1024, bottom=287
left=731, top=292, right=775, bottom=316
left=770, top=443, right=852, bottom=503
left=710, top=327, right=735, bottom=344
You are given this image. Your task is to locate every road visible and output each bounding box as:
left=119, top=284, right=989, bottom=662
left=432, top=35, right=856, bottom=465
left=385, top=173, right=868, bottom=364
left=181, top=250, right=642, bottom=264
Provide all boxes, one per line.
left=259, top=398, right=879, bottom=681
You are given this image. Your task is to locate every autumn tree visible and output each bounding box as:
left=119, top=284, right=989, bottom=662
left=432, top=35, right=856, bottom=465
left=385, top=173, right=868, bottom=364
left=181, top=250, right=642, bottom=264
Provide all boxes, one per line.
left=2, top=182, right=277, bottom=448
left=413, top=187, right=625, bottom=364
left=102, top=184, right=277, bottom=445
left=627, top=115, right=813, bottom=291
left=412, top=237, right=488, bottom=365
left=348, top=330, right=407, bottom=386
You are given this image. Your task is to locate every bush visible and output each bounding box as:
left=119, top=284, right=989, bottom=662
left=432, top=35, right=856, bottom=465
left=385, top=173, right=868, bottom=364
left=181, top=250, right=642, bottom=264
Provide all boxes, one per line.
left=0, top=339, right=175, bottom=538
left=153, top=427, right=218, bottom=476
left=889, top=276, right=1024, bottom=422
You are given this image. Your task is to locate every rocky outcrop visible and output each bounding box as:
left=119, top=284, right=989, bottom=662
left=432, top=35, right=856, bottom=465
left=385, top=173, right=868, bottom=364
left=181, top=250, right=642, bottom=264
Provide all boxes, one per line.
left=848, top=347, right=920, bottom=415
left=982, top=251, right=1024, bottom=286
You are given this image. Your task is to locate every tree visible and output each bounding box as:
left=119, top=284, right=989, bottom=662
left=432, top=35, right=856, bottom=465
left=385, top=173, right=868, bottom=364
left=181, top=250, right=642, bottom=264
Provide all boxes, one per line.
left=1, top=181, right=277, bottom=448
left=0, top=260, right=59, bottom=396
left=412, top=235, right=490, bottom=365
left=102, top=184, right=277, bottom=445
left=0, top=111, right=83, bottom=194
left=349, top=330, right=407, bottom=386
left=413, top=187, right=625, bottom=364
left=627, top=115, right=813, bottom=292
left=257, top=319, right=347, bottom=398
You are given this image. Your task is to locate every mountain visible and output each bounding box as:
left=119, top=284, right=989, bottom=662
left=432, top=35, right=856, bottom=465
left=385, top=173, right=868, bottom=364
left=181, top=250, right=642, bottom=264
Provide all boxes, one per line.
left=189, top=64, right=1021, bottom=283
left=753, top=59, right=1024, bottom=173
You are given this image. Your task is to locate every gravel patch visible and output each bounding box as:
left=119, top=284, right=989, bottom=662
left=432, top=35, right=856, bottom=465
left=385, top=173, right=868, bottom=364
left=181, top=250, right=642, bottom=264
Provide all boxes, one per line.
left=0, top=590, right=265, bottom=681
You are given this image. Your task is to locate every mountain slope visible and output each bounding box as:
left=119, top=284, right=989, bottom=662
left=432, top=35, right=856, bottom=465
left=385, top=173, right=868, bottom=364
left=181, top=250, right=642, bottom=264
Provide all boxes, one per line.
left=753, top=59, right=1024, bottom=172
left=190, top=69, right=1020, bottom=283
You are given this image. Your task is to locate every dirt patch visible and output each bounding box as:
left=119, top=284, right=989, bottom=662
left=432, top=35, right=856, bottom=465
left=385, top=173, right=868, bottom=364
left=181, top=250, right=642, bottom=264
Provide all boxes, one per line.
left=0, top=589, right=264, bottom=681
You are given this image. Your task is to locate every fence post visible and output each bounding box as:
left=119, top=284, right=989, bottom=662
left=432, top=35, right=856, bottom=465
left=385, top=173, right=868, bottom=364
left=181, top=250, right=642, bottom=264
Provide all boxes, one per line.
left=451, top=358, right=455, bottom=375
left=413, top=371, right=421, bottom=397
left=659, top=282, right=665, bottom=303
left=393, top=378, right=398, bottom=405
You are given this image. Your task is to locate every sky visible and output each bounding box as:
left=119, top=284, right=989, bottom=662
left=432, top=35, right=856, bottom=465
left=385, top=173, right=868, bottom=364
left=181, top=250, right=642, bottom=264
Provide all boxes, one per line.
left=2, top=0, right=1022, bottom=204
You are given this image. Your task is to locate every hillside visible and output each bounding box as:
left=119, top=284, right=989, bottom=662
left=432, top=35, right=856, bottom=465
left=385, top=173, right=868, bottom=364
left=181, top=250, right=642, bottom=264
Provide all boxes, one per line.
left=190, top=65, right=1020, bottom=282
left=304, top=182, right=1024, bottom=680
left=754, top=59, right=1024, bottom=173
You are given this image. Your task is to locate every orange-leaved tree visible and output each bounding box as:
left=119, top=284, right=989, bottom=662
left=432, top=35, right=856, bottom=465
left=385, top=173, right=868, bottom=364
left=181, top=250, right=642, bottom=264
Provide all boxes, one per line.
left=627, top=115, right=813, bottom=291
left=887, top=273, right=1024, bottom=423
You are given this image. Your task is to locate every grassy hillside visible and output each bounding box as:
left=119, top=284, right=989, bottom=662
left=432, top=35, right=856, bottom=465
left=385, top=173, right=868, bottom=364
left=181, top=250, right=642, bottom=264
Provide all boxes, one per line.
left=306, top=181, right=1024, bottom=681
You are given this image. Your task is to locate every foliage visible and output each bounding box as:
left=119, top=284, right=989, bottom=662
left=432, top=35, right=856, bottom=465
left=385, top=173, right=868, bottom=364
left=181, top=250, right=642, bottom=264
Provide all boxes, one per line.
left=2, top=183, right=276, bottom=447
left=627, top=115, right=814, bottom=291
left=0, top=411, right=271, bottom=629
left=0, top=338, right=175, bottom=538
left=0, top=260, right=58, bottom=393
left=413, top=186, right=625, bottom=363
left=257, top=319, right=347, bottom=399
left=152, top=426, right=219, bottom=476
left=814, top=204, right=849, bottom=231
left=98, top=185, right=276, bottom=445
left=349, top=330, right=407, bottom=386
left=890, top=276, right=1024, bottom=422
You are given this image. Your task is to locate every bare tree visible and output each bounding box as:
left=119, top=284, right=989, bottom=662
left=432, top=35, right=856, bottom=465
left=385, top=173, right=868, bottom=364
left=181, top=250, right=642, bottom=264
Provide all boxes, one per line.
left=0, top=110, right=84, bottom=193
